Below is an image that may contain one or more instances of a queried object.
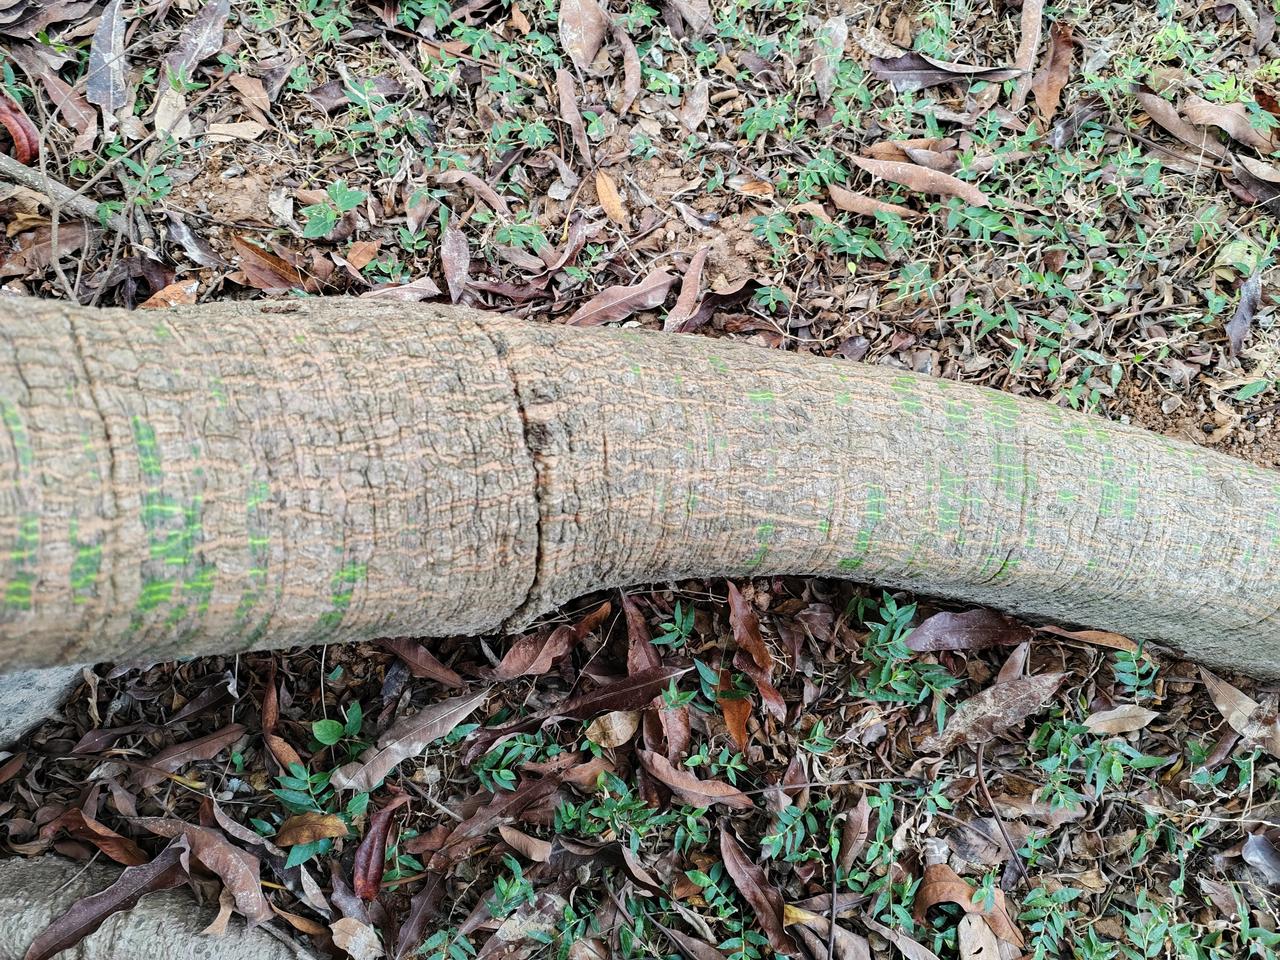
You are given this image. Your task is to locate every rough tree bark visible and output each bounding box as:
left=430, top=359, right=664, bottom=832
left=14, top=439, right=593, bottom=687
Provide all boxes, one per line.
left=2, top=295, right=1279, bottom=676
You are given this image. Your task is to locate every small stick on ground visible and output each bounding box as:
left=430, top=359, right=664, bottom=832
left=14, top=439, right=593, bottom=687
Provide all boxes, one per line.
left=975, top=742, right=1031, bottom=887
left=0, top=151, right=130, bottom=235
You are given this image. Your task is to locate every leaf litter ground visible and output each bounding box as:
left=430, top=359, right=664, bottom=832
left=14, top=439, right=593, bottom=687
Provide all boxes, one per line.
left=3, top=0, right=1280, bottom=957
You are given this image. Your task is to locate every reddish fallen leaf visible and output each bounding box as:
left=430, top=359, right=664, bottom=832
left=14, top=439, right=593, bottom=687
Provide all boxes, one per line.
left=566, top=266, right=678, bottom=325
left=379, top=638, right=463, bottom=688
left=262, top=661, right=302, bottom=773
left=720, top=825, right=798, bottom=954
left=354, top=795, right=411, bottom=899
left=133, top=819, right=272, bottom=924
left=427, top=778, right=561, bottom=863
left=849, top=156, right=990, bottom=207
left=595, top=169, right=628, bottom=226
left=728, top=173, right=775, bottom=197
left=231, top=236, right=303, bottom=293
left=133, top=722, right=244, bottom=789
left=906, top=609, right=1033, bottom=652
left=0, top=751, right=24, bottom=786
left=332, top=688, right=491, bottom=792
left=638, top=749, right=753, bottom=809
left=496, top=625, right=578, bottom=680
left=277, top=811, right=349, bottom=847
left=0, top=91, right=39, bottom=164
left=41, top=807, right=148, bottom=866
left=665, top=246, right=710, bottom=331
left=623, top=595, right=663, bottom=674
left=921, top=674, right=1064, bottom=755
left=728, top=583, right=786, bottom=721
left=912, top=862, right=1024, bottom=946
left=1031, top=21, right=1073, bottom=121
left=24, top=839, right=188, bottom=960
left=555, top=666, right=686, bottom=720
left=828, top=183, right=918, bottom=219
left=717, top=668, right=752, bottom=751
left=139, top=278, right=199, bottom=308
left=558, top=0, right=609, bottom=71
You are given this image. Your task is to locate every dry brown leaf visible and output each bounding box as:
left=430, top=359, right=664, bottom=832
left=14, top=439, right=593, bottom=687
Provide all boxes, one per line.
left=277, top=812, right=349, bottom=847
left=596, top=170, right=628, bottom=226
left=586, top=710, right=641, bottom=748
left=558, top=0, right=608, bottom=71
left=566, top=266, right=677, bottom=325
left=614, top=24, right=641, bottom=115
left=1134, top=89, right=1231, bottom=162
left=921, top=673, right=1064, bottom=754
left=864, top=917, right=942, bottom=960
left=1182, top=94, right=1276, bottom=153
left=331, top=688, right=490, bottom=792
left=828, top=183, right=918, bottom=219
left=907, top=609, right=1033, bottom=652
left=133, top=819, right=272, bottom=925
left=440, top=222, right=470, bottom=304
left=331, top=917, right=385, bottom=960
left=354, top=795, right=410, bottom=900
left=41, top=808, right=148, bottom=866
left=1009, top=0, right=1044, bottom=113
left=361, top=276, right=443, bottom=301
left=870, top=52, right=1021, bottom=93
left=1083, top=704, right=1159, bottom=735
left=498, top=824, right=553, bottom=862
left=680, top=79, right=710, bottom=132
left=783, top=906, right=871, bottom=960
left=139, top=279, right=198, bottom=308
left=231, top=236, right=303, bottom=293
left=720, top=825, right=798, bottom=955
left=228, top=73, right=269, bottom=112
left=23, top=839, right=188, bottom=960
left=728, top=173, right=775, bottom=197
left=1031, top=21, right=1073, bottom=121
left=378, top=638, right=462, bottom=688
left=133, top=723, right=244, bottom=789
left=958, top=913, right=1001, bottom=960
left=849, top=155, right=990, bottom=207
left=665, top=246, right=710, bottom=331
left=638, top=749, right=753, bottom=808
left=913, top=862, right=1024, bottom=946
left=495, top=625, right=577, bottom=679
left=556, top=69, right=592, bottom=164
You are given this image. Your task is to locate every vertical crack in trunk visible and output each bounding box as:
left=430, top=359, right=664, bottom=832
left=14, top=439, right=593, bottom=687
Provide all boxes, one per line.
left=474, top=319, right=546, bottom=633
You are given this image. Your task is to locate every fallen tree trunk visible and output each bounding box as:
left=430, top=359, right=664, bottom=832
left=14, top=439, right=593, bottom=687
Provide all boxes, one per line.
left=2, top=295, right=1278, bottom=676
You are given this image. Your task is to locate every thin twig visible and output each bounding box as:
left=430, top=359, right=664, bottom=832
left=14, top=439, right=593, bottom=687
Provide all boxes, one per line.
left=0, top=151, right=130, bottom=234
left=975, top=742, right=1031, bottom=887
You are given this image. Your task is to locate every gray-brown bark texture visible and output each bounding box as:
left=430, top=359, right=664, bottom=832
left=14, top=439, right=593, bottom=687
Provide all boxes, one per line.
left=2, top=295, right=1278, bottom=675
